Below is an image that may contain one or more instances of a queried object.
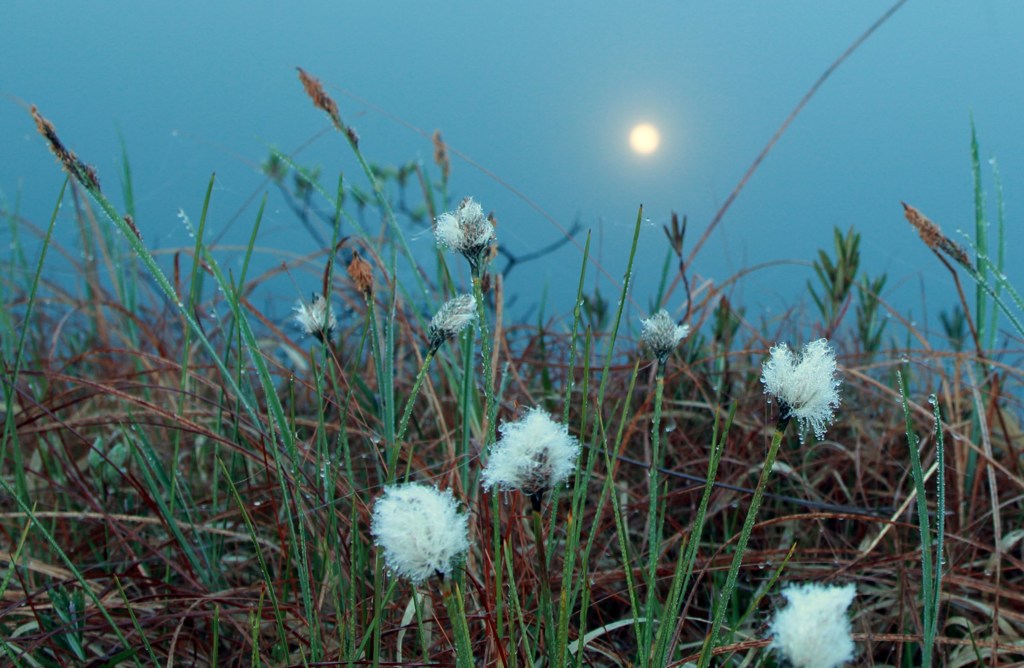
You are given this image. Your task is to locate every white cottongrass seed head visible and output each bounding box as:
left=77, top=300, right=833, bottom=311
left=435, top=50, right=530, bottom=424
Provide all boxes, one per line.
left=482, top=408, right=581, bottom=497
left=427, top=294, right=477, bottom=352
left=293, top=293, right=336, bottom=343
left=760, top=338, right=841, bottom=440
left=769, top=582, right=857, bottom=668
left=370, top=483, right=470, bottom=584
left=640, top=309, right=690, bottom=363
left=434, top=196, right=496, bottom=270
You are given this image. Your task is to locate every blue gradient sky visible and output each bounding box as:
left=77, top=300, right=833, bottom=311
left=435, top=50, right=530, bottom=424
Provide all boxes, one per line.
left=3, top=2, right=1022, bottom=332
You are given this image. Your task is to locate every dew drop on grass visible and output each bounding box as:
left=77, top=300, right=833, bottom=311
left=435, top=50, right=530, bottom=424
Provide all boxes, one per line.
left=664, top=419, right=677, bottom=433
left=927, top=394, right=938, bottom=406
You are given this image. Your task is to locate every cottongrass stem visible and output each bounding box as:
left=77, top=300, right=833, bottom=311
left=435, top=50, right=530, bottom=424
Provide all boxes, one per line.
left=293, top=293, right=336, bottom=343
left=639, top=308, right=687, bottom=649
left=700, top=340, right=843, bottom=667
left=370, top=483, right=470, bottom=584
left=760, top=338, right=841, bottom=441
left=769, top=582, right=856, bottom=668
left=481, top=407, right=580, bottom=511
left=393, top=294, right=478, bottom=473
left=482, top=407, right=578, bottom=658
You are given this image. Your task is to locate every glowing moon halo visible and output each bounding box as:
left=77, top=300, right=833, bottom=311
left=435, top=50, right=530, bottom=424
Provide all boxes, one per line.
left=629, top=123, right=661, bottom=155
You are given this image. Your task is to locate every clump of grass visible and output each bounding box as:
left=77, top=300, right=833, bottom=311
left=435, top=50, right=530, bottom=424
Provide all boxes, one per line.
left=2, top=64, right=1023, bottom=668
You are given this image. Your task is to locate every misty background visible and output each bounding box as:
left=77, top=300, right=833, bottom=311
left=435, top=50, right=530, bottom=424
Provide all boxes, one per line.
left=2, top=2, right=1022, bottom=335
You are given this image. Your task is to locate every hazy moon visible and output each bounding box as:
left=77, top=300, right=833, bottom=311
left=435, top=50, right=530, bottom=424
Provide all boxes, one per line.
left=629, top=123, right=661, bottom=155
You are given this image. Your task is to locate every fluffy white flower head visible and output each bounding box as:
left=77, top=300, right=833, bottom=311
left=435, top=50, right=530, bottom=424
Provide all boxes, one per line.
left=370, top=483, right=470, bottom=584
left=434, top=197, right=496, bottom=272
left=769, top=582, right=856, bottom=668
left=427, top=294, right=477, bottom=352
left=760, top=338, right=841, bottom=440
left=293, top=293, right=336, bottom=343
left=641, top=309, right=690, bottom=363
left=482, top=408, right=581, bottom=498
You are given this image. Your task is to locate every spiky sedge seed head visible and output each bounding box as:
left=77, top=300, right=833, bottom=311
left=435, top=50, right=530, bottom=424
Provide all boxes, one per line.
left=434, top=196, right=496, bottom=275
left=769, top=582, right=856, bottom=668
left=640, top=309, right=690, bottom=364
left=346, top=251, right=374, bottom=295
left=293, top=293, right=337, bottom=343
left=481, top=408, right=581, bottom=500
left=370, top=483, right=470, bottom=585
left=427, top=294, right=477, bottom=352
left=760, top=338, right=841, bottom=441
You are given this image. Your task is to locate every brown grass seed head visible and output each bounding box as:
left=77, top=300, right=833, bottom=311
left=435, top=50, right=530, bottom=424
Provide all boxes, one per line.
left=296, top=67, right=343, bottom=130
left=31, top=106, right=101, bottom=192
left=902, top=201, right=970, bottom=267
left=432, top=130, right=451, bottom=182
left=347, top=250, right=374, bottom=295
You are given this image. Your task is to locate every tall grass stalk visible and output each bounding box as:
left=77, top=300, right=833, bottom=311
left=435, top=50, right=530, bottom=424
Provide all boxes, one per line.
left=898, top=370, right=946, bottom=665
left=641, top=361, right=667, bottom=654
left=651, top=404, right=733, bottom=664
left=1, top=180, right=64, bottom=504
left=441, top=580, right=475, bottom=667
left=531, top=503, right=556, bottom=657
left=169, top=175, right=214, bottom=539
left=586, top=204, right=646, bottom=659
left=472, top=273, right=497, bottom=454
left=698, top=413, right=792, bottom=668
left=552, top=231, right=593, bottom=667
